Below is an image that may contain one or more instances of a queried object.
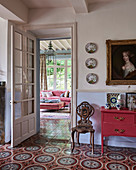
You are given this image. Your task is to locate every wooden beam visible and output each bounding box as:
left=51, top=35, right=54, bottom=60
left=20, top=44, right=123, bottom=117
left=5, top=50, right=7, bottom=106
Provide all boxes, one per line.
left=70, top=0, right=88, bottom=13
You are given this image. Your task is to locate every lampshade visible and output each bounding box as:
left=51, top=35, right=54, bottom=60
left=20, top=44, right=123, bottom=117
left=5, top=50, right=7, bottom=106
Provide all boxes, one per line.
left=45, top=41, right=56, bottom=64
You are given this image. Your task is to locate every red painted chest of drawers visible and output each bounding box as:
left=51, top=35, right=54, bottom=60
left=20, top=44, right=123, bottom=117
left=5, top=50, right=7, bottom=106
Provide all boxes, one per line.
left=101, top=106, right=136, bottom=154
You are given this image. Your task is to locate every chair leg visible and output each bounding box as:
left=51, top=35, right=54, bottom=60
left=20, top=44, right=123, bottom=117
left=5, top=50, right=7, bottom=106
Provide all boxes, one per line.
left=71, top=129, right=76, bottom=152
left=92, top=132, right=94, bottom=154
left=90, top=132, right=92, bottom=145
left=77, top=132, right=80, bottom=145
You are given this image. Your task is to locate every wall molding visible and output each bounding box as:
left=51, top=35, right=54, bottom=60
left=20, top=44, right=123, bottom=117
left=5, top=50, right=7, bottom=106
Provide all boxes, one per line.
left=76, top=89, right=136, bottom=93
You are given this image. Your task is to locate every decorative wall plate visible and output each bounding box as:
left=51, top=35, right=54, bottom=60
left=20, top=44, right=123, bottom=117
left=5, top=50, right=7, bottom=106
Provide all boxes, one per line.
left=107, top=93, right=120, bottom=107
left=85, top=58, right=97, bottom=69
left=85, top=43, right=97, bottom=53
left=86, top=73, right=98, bottom=84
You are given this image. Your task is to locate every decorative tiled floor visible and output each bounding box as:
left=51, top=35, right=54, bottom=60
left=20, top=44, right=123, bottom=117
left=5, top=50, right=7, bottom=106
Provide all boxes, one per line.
left=0, top=112, right=136, bottom=169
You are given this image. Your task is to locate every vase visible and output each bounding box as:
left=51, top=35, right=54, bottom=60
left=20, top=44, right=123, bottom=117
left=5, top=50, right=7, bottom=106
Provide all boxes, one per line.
left=116, top=103, right=121, bottom=110
left=105, top=103, right=111, bottom=109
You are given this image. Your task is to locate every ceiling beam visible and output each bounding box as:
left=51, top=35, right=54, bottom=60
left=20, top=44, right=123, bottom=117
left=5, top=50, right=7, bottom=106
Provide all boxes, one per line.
left=56, top=40, right=67, bottom=50
left=52, top=41, right=61, bottom=50
left=70, top=0, right=88, bottom=13
left=41, top=41, right=48, bottom=49
left=40, top=43, right=46, bottom=50
left=0, top=0, right=28, bottom=23
left=41, top=41, right=56, bottom=51
left=65, top=39, right=71, bottom=49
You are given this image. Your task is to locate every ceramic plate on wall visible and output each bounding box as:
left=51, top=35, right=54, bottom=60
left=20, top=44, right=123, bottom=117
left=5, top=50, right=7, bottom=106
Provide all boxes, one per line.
left=85, top=58, right=97, bottom=69
left=85, top=43, right=97, bottom=53
left=86, top=73, right=98, bottom=84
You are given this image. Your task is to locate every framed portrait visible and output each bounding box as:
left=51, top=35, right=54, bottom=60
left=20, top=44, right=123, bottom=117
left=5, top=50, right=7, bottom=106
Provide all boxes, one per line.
left=106, top=39, right=136, bottom=85
left=125, top=92, right=136, bottom=108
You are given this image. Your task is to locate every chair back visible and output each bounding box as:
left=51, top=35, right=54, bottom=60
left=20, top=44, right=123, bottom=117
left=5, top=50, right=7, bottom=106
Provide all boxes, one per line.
left=76, top=101, right=94, bottom=126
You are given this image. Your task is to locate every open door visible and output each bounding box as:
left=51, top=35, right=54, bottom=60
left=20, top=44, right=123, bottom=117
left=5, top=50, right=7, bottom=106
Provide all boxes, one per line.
left=11, top=26, right=36, bottom=147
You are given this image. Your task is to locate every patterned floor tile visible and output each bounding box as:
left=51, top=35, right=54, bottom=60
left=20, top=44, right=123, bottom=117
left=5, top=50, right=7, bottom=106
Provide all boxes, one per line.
left=0, top=112, right=136, bottom=169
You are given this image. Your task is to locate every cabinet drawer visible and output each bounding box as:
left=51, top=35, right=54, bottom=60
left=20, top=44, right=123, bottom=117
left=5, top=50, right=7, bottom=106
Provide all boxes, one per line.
left=103, top=123, right=136, bottom=136
left=103, top=113, right=134, bottom=124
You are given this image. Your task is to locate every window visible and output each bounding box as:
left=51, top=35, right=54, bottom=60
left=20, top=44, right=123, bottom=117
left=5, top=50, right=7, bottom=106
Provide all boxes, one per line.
left=46, top=59, right=71, bottom=90
left=47, top=67, right=54, bottom=90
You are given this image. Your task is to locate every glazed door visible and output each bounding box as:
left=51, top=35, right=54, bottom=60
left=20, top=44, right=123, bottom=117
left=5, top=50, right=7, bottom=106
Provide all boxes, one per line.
left=11, top=26, right=36, bottom=147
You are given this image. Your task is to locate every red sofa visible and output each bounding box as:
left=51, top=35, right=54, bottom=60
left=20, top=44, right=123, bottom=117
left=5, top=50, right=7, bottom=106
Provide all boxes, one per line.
left=40, top=90, right=71, bottom=107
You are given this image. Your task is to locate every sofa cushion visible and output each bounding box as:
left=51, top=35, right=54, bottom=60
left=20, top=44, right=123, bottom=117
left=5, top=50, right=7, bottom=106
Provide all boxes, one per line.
left=64, top=91, right=69, bottom=97
left=46, top=91, right=53, bottom=97
left=40, top=98, right=45, bottom=103
left=41, top=91, right=47, bottom=97
left=52, top=90, right=66, bottom=96
left=44, top=99, right=60, bottom=103
left=60, top=97, right=71, bottom=102
left=47, top=96, right=60, bottom=100
left=60, top=93, right=64, bottom=97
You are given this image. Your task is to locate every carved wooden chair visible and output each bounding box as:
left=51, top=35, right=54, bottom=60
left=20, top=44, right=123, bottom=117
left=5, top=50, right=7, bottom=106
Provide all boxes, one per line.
left=71, top=101, right=95, bottom=154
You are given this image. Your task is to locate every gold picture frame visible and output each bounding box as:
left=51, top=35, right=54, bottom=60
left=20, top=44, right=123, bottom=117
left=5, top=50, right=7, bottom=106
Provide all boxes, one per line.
left=106, top=39, right=136, bottom=85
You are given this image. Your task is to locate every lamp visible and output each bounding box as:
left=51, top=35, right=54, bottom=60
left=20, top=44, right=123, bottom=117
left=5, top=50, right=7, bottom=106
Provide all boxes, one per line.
left=45, top=41, right=56, bottom=64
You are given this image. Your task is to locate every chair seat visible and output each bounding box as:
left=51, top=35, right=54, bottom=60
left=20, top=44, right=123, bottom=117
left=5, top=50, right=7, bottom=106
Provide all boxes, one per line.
left=72, top=126, right=95, bottom=133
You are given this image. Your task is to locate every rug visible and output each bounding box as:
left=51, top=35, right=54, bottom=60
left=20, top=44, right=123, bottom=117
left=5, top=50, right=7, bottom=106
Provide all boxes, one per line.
left=40, top=112, right=71, bottom=119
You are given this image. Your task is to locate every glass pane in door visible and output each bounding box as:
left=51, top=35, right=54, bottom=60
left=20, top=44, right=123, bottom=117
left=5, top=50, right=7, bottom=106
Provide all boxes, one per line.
left=15, top=32, right=22, bottom=50
left=15, top=50, right=22, bottom=67
left=28, top=85, right=34, bottom=98
left=23, top=53, right=28, bottom=68
left=28, top=70, right=34, bottom=83
left=28, top=100, right=34, bottom=114
left=28, top=54, right=34, bottom=68
left=15, top=85, right=22, bottom=101
left=22, top=85, right=28, bottom=100
left=28, top=39, right=34, bottom=53
left=15, top=103, right=21, bottom=120
left=23, top=69, right=28, bottom=83
left=15, top=68, right=22, bottom=84
left=22, top=101, right=28, bottom=116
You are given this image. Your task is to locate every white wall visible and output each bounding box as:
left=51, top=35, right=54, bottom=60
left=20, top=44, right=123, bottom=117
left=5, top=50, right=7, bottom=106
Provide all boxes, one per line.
left=28, top=0, right=136, bottom=91
left=76, top=0, right=136, bottom=92
left=0, top=17, right=8, bottom=82
left=28, top=7, right=75, bottom=25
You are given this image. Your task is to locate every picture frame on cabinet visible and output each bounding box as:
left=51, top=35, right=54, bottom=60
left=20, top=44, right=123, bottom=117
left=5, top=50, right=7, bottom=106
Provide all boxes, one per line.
left=125, top=92, right=136, bottom=109
left=106, top=39, right=136, bottom=85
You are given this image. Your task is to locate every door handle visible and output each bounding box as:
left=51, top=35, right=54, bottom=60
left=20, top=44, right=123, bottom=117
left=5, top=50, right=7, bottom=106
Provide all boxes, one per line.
left=10, top=100, right=17, bottom=104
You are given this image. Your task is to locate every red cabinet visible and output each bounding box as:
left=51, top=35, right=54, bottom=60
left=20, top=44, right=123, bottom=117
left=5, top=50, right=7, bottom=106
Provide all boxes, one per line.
left=101, top=106, right=136, bottom=154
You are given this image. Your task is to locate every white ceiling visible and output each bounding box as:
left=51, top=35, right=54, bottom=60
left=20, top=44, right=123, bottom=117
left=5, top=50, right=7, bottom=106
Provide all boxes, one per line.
left=21, top=0, right=115, bottom=9
left=31, top=28, right=71, bottom=39
left=40, top=39, right=71, bottom=51
left=21, top=0, right=72, bottom=9
left=31, top=27, right=71, bottom=51
left=0, top=0, right=121, bottom=23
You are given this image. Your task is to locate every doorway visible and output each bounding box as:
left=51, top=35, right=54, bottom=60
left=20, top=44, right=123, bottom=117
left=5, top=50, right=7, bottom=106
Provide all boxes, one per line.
left=39, top=37, right=72, bottom=143
left=22, top=22, right=77, bottom=144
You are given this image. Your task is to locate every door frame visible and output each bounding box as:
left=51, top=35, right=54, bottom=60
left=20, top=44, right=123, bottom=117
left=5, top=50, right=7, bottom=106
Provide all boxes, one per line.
left=23, top=22, right=77, bottom=128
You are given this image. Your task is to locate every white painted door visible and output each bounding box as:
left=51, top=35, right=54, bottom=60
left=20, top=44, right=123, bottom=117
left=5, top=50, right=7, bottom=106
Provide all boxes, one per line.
left=11, top=26, right=36, bottom=147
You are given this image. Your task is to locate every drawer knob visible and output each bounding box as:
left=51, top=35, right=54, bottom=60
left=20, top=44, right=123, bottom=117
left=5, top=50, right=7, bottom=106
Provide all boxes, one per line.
left=114, top=117, right=125, bottom=121
left=114, top=129, right=125, bottom=133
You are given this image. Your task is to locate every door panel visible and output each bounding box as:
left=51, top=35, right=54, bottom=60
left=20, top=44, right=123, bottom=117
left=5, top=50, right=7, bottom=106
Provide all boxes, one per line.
left=11, top=26, right=36, bottom=147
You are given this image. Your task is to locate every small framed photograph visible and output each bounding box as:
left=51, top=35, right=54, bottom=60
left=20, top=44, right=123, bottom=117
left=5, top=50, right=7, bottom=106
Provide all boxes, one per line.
left=125, top=92, right=136, bottom=108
